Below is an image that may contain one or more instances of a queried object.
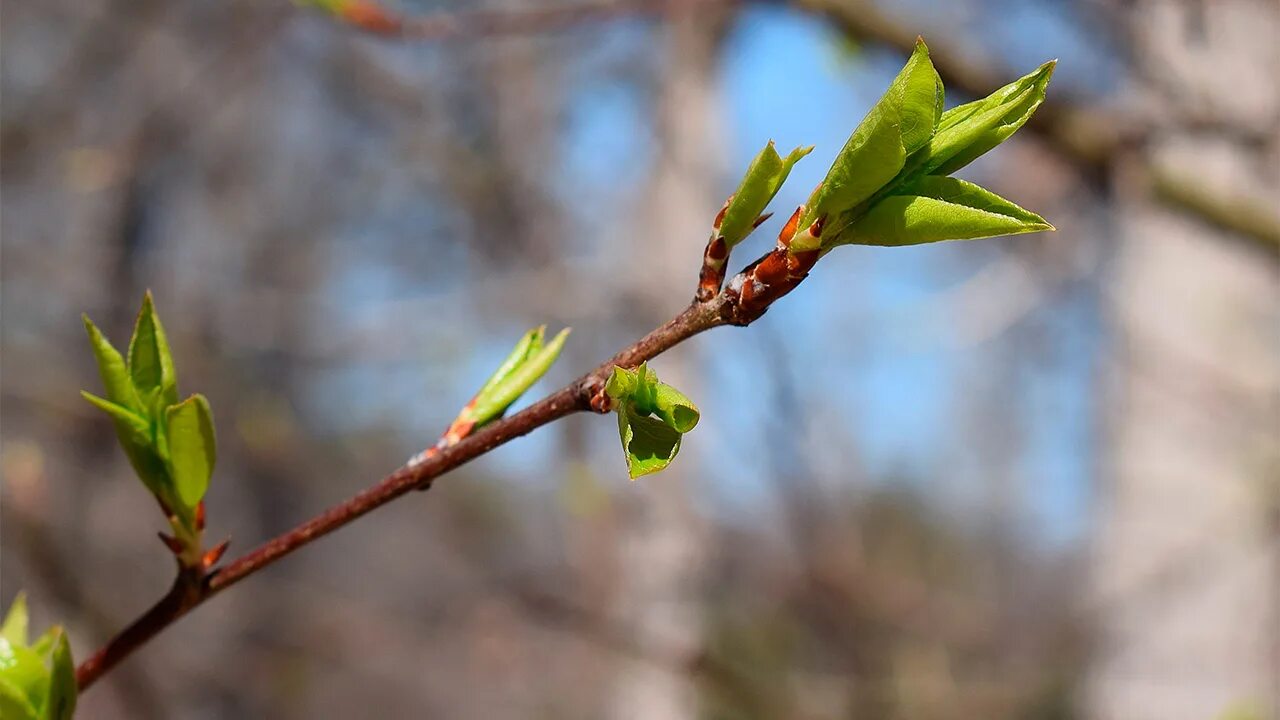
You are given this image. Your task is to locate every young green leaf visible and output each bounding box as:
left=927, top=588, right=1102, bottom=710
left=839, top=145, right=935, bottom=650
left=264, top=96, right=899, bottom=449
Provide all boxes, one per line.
left=919, top=60, right=1055, bottom=177
left=473, top=326, right=543, bottom=401
left=0, top=677, right=37, bottom=720
left=81, top=391, right=171, bottom=497
left=80, top=393, right=151, bottom=444
left=604, top=365, right=640, bottom=401
left=164, top=394, right=217, bottom=509
left=0, top=642, right=48, bottom=716
left=467, top=328, right=570, bottom=429
left=82, top=316, right=142, bottom=414
left=45, top=633, right=75, bottom=720
left=616, top=405, right=684, bottom=480
left=127, top=291, right=178, bottom=407
left=1, top=594, right=28, bottom=648
left=651, top=383, right=700, bottom=434
left=795, top=39, right=942, bottom=252
left=836, top=176, right=1052, bottom=247
left=604, top=363, right=699, bottom=479
left=718, top=141, right=812, bottom=249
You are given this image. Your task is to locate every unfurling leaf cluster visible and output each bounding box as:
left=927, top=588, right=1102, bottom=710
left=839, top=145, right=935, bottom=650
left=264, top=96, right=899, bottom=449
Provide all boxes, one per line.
left=82, top=292, right=216, bottom=565
left=604, top=364, right=700, bottom=480
left=719, top=39, right=1054, bottom=257
left=0, top=594, right=75, bottom=720
left=463, top=326, right=570, bottom=431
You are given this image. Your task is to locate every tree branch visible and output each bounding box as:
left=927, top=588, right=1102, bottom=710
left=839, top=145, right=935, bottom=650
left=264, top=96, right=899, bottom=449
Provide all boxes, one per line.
left=76, top=290, right=746, bottom=691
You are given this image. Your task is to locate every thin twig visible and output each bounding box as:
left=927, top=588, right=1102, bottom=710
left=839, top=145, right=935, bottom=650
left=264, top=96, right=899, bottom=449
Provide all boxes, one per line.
left=76, top=291, right=755, bottom=691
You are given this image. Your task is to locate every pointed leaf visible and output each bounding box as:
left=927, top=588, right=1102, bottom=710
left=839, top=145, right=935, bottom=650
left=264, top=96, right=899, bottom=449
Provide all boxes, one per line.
left=617, top=405, right=683, bottom=480
left=473, top=326, right=543, bottom=401
left=718, top=142, right=812, bottom=249
left=921, top=61, right=1055, bottom=177
left=80, top=392, right=151, bottom=445
left=837, top=176, right=1053, bottom=247
left=1, top=595, right=27, bottom=648
left=895, top=39, right=945, bottom=155
left=127, top=292, right=178, bottom=407
left=796, top=40, right=942, bottom=251
left=45, top=632, right=75, bottom=720
left=82, top=316, right=142, bottom=414
left=468, top=328, right=570, bottom=428
left=164, top=394, right=216, bottom=509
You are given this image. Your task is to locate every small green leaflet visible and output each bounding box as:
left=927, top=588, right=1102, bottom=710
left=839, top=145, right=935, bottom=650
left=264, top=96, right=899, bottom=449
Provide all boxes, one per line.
left=466, top=327, right=570, bottom=429
left=920, top=60, right=1055, bottom=177
left=165, top=394, right=217, bottom=509
left=835, top=176, right=1052, bottom=247
left=126, top=291, right=179, bottom=408
left=616, top=406, right=684, bottom=480
left=0, top=596, right=76, bottom=720
left=605, top=364, right=700, bottom=480
left=718, top=142, right=812, bottom=250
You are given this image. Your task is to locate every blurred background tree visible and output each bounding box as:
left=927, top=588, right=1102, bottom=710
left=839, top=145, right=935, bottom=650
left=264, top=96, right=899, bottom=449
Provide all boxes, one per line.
left=1, top=0, right=1275, bottom=718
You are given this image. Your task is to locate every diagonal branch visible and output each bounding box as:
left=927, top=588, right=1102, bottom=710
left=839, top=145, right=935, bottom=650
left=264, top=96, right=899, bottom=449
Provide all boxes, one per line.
left=76, top=286, right=771, bottom=691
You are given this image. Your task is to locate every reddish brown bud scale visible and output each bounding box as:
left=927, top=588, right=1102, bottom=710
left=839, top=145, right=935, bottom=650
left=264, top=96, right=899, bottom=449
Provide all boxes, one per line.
left=712, top=197, right=732, bottom=230
left=340, top=0, right=403, bottom=35
left=751, top=212, right=774, bottom=229
left=808, top=214, right=826, bottom=240
left=157, top=532, right=184, bottom=556
left=705, top=236, right=728, bottom=262
left=195, top=501, right=206, bottom=532
left=202, top=540, right=230, bottom=570
left=778, top=207, right=803, bottom=249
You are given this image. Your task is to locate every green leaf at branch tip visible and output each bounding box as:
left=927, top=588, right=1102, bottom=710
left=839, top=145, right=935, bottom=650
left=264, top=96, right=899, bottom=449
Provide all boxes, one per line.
left=467, top=328, right=570, bottom=428
left=617, top=405, right=684, bottom=480
left=1, top=594, right=28, bottom=648
left=796, top=39, right=943, bottom=252
left=0, top=595, right=74, bottom=720
left=836, top=176, right=1053, bottom=247
left=45, top=632, right=75, bottom=720
left=474, top=326, right=543, bottom=401
left=718, top=141, right=812, bottom=249
left=921, top=60, right=1055, bottom=177
left=82, top=315, right=142, bottom=414
left=164, top=394, right=217, bottom=510
left=127, top=291, right=179, bottom=409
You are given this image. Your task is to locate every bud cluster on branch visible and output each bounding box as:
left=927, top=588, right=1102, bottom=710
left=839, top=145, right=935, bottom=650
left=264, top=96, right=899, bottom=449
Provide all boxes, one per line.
left=9, top=38, right=1056, bottom=709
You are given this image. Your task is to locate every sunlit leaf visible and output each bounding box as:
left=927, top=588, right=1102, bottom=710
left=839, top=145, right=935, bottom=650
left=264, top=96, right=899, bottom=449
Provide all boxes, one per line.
left=617, top=405, right=683, bottom=480
left=718, top=142, right=812, bottom=249
left=795, top=39, right=942, bottom=251
left=836, top=176, right=1052, bottom=247
left=920, top=60, right=1055, bottom=177
left=473, top=326, right=542, bottom=401
left=468, top=328, right=570, bottom=428
left=651, top=383, right=699, bottom=434
left=0, top=676, right=37, bottom=720
left=1, top=595, right=28, bottom=648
